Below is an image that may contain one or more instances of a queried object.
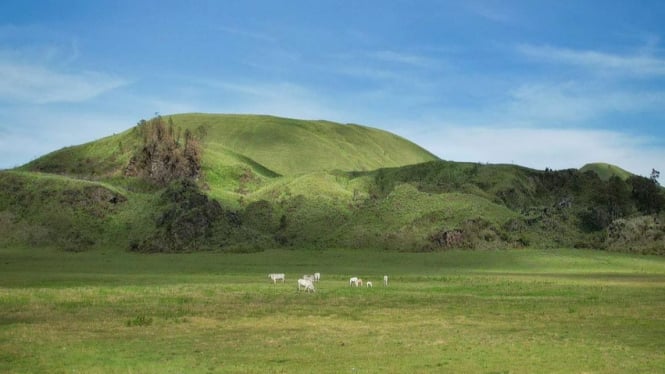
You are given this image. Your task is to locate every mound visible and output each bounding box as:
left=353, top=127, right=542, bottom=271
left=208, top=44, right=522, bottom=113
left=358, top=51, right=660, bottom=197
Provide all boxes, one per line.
left=580, top=163, right=633, bottom=181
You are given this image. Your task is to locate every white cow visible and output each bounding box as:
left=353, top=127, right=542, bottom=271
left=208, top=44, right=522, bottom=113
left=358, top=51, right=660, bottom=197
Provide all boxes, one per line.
left=366, top=281, right=373, bottom=288
left=298, top=278, right=315, bottom=293
left=314, top=272, right=321, bottom=282
left=349, top=277, right=358, bottom=287
left=303, top=274, right=315, bottom=282
left=383, top=275, right=388, bottom=286
left=269, top=273, right=285, bottom=284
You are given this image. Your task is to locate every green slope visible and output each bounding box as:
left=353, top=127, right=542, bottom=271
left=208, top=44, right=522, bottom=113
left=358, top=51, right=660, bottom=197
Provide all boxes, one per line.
left=168, top=113, right=439, bottom=175
left=19, top=113, right=438, bottom=203
left=580, top=162, right=633, bottom=181
left=0, top=171, right=156, bottom=251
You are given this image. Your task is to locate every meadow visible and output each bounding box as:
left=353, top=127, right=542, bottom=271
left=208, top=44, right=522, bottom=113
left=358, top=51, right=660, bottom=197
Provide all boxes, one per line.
left=1, top=247, right=664, bottom=373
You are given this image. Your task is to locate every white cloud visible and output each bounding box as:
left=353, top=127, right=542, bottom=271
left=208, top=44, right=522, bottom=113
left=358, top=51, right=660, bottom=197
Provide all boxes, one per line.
left=0, top=60, right=128, bottom=103
left=0, top=45, right=129, bottom=104
left=505, top=82, right=665, bottom=124
left=203, top=80, right=343, bottom=121
left=402, top=124, right=664, bottom=177
left=518, top=44, right=665, bottom=76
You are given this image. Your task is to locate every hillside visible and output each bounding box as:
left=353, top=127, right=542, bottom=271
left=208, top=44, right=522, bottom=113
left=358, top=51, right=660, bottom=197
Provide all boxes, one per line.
left=2, top=114, right=664, bottom=254
left=21, top=113, right=437, bottom=178
left=580, top=162, right=633, bottom=181
left=170, top=113, right=439, bottom=175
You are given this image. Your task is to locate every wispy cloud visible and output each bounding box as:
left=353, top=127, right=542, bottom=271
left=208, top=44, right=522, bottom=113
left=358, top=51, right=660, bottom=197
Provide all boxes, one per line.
left=0, top=62, right=128, bottom=104
left=402, top=124, right=664, bottom=176
left=0, top=48, right=129, bottom=103
left=0, top=61, right=128, bottom=103
left=202, top=80, right=342, bottom=121
left=505, top=82, right=665, bottom=124
left=369, top=50, right=437, bottom=68
left=518, top=44, right=665, bottom=76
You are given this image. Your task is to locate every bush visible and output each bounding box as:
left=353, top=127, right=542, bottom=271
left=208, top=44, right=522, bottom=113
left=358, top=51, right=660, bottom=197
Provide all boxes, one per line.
left=126, top=315, right=153, bottom=327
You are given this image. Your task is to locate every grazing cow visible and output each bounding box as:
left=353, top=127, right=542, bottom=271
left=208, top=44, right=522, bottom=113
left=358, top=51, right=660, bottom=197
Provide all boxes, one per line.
left=303, top=274, right=315, bottom=282
left=349, top=277, right=358, bottom=286
left=383, top=275, right=388, bottom=286
left=314, top=272, right=321, bottom=282
left=366, top=281, right=373, bottom=288
left=298, top=278, right=315, bottom=293
left=268, top=273, right=285, bottom=284
left=357, top=278, right=363, bottom=287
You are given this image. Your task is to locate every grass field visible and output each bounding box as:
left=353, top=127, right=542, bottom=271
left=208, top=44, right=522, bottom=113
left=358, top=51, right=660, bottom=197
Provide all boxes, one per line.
left=1, top=247, right=664, bottom=373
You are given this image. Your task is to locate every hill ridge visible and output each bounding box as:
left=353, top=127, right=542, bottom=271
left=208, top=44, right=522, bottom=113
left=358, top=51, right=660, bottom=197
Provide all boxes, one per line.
left=2, top=113, right=663, bottom=254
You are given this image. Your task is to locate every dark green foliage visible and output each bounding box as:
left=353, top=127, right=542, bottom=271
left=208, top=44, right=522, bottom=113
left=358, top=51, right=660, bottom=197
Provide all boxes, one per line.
left=579, top=176, right=633, bottom=231
left=628, top=175, right=665, bottom=214
left=426, top=218, right=506, bottom=250
left=364, top=161, right=663, bottom=252
left=131, top=179, right=276, bottom=253
left=133, top=180, right=224, bottom=252
left=242, top=200, right=277, bottom=233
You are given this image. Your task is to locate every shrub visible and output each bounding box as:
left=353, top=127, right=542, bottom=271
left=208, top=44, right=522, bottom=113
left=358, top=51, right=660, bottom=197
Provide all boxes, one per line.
left=126, top=315, right=153, bottom=327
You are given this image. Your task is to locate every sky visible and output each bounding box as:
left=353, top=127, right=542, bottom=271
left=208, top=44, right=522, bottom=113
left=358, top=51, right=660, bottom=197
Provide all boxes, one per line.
left=1, top=1, right=664, bottom=177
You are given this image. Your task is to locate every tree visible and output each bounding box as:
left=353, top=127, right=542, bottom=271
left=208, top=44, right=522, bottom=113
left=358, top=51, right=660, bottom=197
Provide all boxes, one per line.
left=650, top=169, right=660, bottom=185
left=628, top=175, right=665, bottom=214
left=125, top=116, right=203, bottom=185
left=581, top=176, right=632, bottom=230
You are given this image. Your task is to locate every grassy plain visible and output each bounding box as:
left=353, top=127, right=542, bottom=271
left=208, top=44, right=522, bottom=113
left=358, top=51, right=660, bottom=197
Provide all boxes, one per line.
left=1, top=247, right=664, bottom=373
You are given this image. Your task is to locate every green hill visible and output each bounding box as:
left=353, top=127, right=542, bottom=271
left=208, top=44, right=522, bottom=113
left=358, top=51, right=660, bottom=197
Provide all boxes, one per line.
left=21, top=113, right=437, bottom=177
left=2, top=114, right=664, bottom=254
left=171, top=113, right=439, bottom=175
left=580, top=162, right=633, bottom=181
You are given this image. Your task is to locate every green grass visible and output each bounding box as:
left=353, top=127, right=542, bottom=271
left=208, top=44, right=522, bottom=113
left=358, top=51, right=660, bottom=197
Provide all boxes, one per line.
left=0, top=170, right=157, bottom=250
left=1, top=247, right=663, bottom=373
left=169, top=113, right=438, bottom=176
left=581, top=162, right=634, bottom=181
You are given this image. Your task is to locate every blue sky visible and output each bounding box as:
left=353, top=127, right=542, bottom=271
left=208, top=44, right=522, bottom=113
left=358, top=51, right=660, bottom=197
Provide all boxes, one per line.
left=1, top=1, right=664, bottom=176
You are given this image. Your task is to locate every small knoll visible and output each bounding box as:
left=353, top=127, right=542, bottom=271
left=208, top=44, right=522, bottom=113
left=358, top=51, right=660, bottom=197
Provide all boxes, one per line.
left=580, top=163, right=633, bottom=181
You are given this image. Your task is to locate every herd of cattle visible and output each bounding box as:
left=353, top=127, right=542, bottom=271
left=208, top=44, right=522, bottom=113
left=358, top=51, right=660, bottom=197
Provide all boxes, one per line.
left=268, top=272, right=388, bottom=293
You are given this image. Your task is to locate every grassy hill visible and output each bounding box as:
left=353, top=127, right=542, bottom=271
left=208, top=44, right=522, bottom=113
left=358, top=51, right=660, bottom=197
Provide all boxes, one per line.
left=2, top=114, right=664, bottom=254
left=171, top=113, right=439, bottom=175
left=580, top=162, right=633, bottom=181
left=21, top=113, right=437, bottom=178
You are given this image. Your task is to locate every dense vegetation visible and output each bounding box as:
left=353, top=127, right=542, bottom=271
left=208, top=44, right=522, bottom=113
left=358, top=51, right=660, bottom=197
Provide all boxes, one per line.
left=1, top=113, right=663, bottom=254
left=124, top=116, right=204, bottom=186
